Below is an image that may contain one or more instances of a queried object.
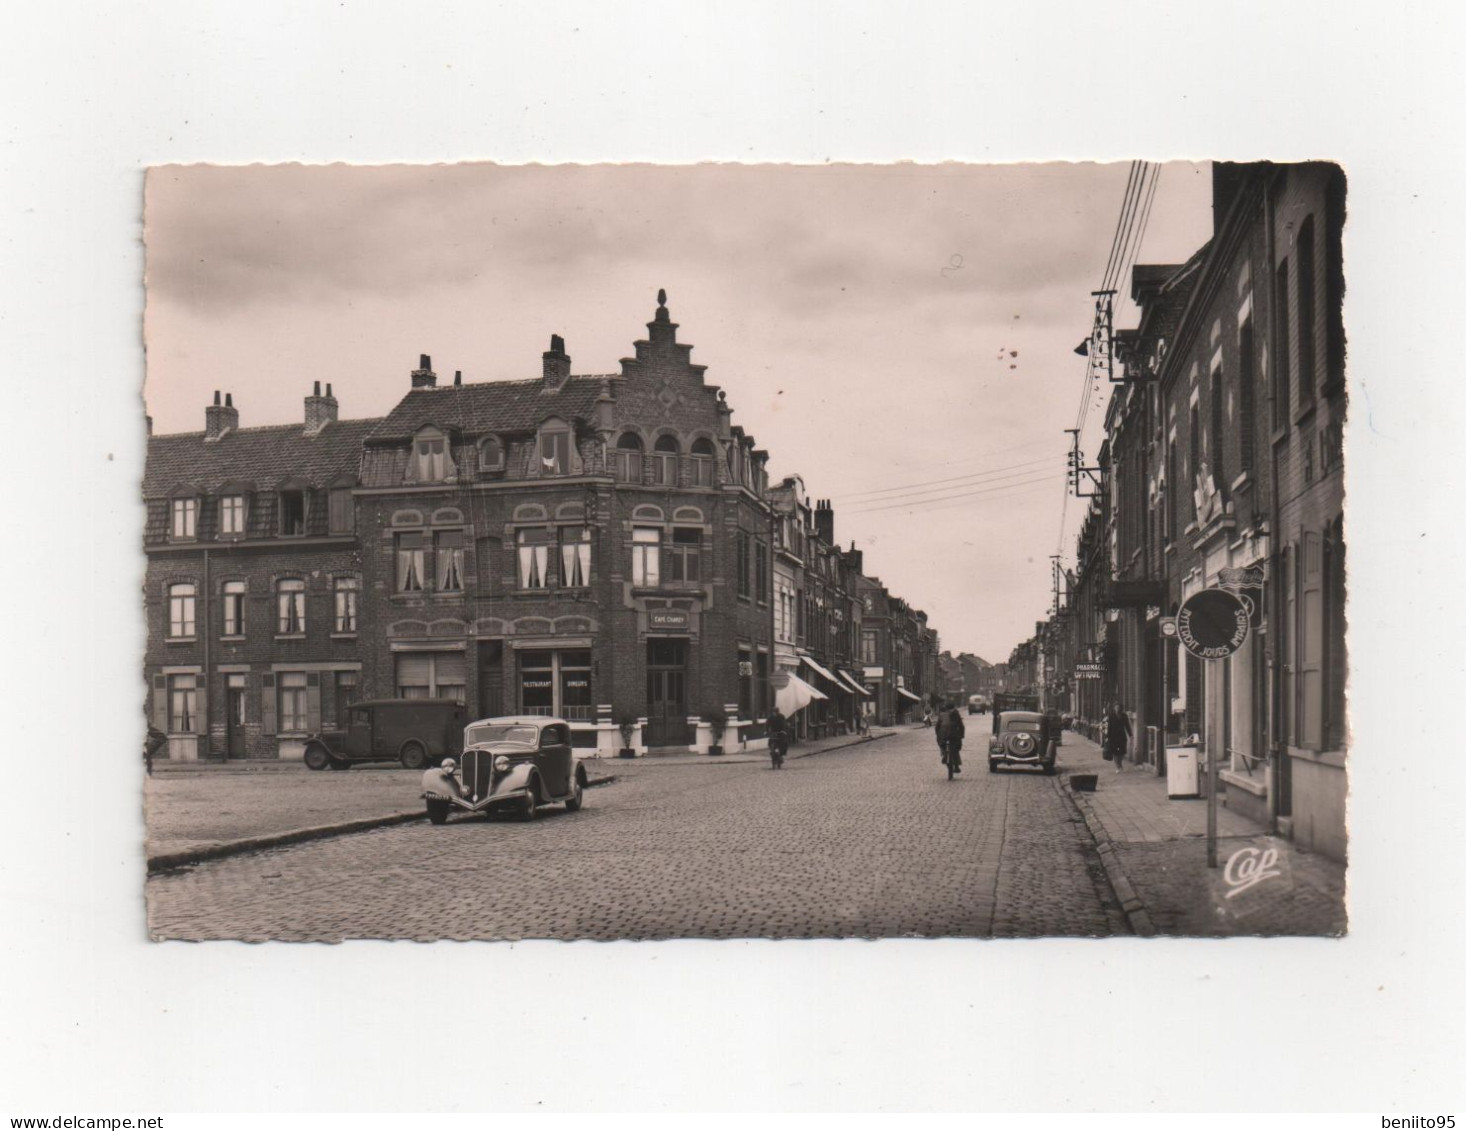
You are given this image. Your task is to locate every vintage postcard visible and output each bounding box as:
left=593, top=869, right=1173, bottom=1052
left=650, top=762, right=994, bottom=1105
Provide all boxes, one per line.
left=140, top=162, right=1346, bottom=941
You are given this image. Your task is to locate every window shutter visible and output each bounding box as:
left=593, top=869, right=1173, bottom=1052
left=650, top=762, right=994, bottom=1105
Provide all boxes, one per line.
left=306, top=672, right=322, bottom=732
left=435, top=653, right=466, bottom=689
left=194, top=673, right=207, bottom=734
left=152, top=674, right=168, bottom=732
left=261, top=674, right=277, bottom=735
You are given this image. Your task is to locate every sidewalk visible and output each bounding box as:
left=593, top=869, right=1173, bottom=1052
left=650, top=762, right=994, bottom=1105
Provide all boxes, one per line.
left=588, top=727, right=892, bottom=768
left=1057, top=730, right=1346, bottom=937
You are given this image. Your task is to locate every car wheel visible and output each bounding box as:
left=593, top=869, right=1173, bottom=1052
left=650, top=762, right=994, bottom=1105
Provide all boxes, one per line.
left=303, top=743, right=332, bottom=772
left=399, top=741, right=428, bottom=770
left=520, top=779, right=539, bottom=821
left=564, top=767, right=586, bottom=812
left=425, top=798, right=450, bottom=825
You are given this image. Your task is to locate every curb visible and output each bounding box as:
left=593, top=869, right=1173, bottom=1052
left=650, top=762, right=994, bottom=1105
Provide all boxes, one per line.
left=1052, top=774, right=1157, bottom=937
left=147, top=773, right=619, bottom=874
left=598, top=731, right=891, bottom=766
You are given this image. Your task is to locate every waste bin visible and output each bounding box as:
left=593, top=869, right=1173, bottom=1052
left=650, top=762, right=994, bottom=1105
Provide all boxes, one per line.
left=1165, top=744, right=1200, bottom=798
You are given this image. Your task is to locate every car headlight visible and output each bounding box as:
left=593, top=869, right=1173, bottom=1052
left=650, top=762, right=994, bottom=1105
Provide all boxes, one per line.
left=494, top=755, right=511, bottom=772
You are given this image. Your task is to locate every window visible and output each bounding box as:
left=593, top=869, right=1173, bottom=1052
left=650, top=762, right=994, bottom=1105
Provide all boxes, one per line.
left=755, top=539, right=769, bottom=604
left=1324, top=171, right=1346, bottom=394
left=667, top=527, right=701, bottom=583
left=167, top=582, right=196, bottom=638
left=277, top=578, right=306, bottom=635
left=862, top=630, right=878, bottom=665
left=412, top=427, right=453, bottom=482
left=1209, top=364, right=1225, bottom=490
left=559, top=526, right=591, bottom=588
left=435, top=532, right=464, bottom=592
left=1296, top=216, right=1317, bottom=416
left=517, top=528, right=551, bottom=589
left=334, top=670, right=358, bottom=730
left=651, top=435, right=679, bottom=485
left=171, top=498, right=197, bottom=540
left=279, top=672, right=309, bottom=733
left=328, top=487, right=353, bottom=534
left=518, top=649, right=593, bottom=720
left=222, top=581, right=246, bottom=637
left=395, top=652, right=465, bottom=703
left=756, top=652, right=769, bottom=720
left=477, top=435, right=504, bottom=472
left=690, top=438, right=715, bottom=487
left=632, top=527, right=661, bottom=586
left=1238, top=319, right=1256, bottom=475
left=1187, top=405, right=1200, bottom=523
left=736, top=531, right=751, bottom=599
left=1298, top=530, right=1324, bottom=749
left=334, top=576, right=359, bottom=633
left=396, top=533, right=425, bottom=592
left=738, top=647, right=753, bottom=720
left=539, top=427, right=572, bottom=476
left=168, top=674, right=198, bottom=733
left=279, top=489, right=306, bottom=537
left=1274, top=260, right=1291, bottom=429
left=219, top=495, right=245, bottom=536
left=613, top=433, right=644, bottom=482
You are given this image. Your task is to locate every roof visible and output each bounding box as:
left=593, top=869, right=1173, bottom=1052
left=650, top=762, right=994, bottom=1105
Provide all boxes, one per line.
left=142, top=417, right=380, bottom=497
left=366, top=376, right=611, bottom=442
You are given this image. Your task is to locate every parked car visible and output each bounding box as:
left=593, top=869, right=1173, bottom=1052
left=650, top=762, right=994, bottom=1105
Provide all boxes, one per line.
left=419, top=716, right=588, bottom=824
left=988, top=710, right=1056, bottom=775
left=302, top=699, right=466, bottom=771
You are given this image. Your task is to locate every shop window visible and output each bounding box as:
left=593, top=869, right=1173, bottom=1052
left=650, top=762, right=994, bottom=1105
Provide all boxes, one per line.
left=168, top=673, right=198, bottom=733
left=396, top=652, right=465, bottom=704
left=651, top=435, right=679, bottom=485
left=613, top=433, right=644, bottom=482
left=667, top=527, right=701, bottom=583
left=559, top=526, right=591, bottom=588
left=279, top=489, right=306, bottom=537
left=167, top=582, right=196, bottom=639
left=517, top=527, right=552, bottom=589
left=396, top=532, right=426, bottom=592
left=219, top=495, right=246, bottom=536
left=436, top=531, right=464, bottom=592
left=690, top=438, right=715, bottom=487
left=518, top=649, right=593, bottom=720
left=276, top=578, right=306, bottom=635
left=632, top=527, right=661, bottom=586
left=334, top=576, right=359, bottom=633
left=171, top=498, right=197, bottom=540
left=222, top=580, right=246, bottom=637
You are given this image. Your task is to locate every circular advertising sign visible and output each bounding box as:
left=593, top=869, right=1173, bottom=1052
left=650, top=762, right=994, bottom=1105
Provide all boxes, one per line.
left=1176, top=588, right=1251, bottom=659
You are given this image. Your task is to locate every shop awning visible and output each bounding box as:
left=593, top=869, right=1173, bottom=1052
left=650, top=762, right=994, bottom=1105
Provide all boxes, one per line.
left=772, top=670, right=827, bottom=714
left=799, top=653, right=840, bottom=686
left=835, top=669, right=870, bottom=696
left=896, top=686, right=923, bottom=703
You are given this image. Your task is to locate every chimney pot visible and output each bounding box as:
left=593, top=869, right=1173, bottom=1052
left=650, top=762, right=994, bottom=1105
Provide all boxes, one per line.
left=304, top=379, right=340, bottom=435
left=313, top=380, right=321, bottom=396
left=454, top=370, right=462, bottom=386
left=326, top=383, right=332, bottom=397
left=225, top=393, right=233, bottom=408
left=205, top=390, right=239, bottom=441
left=411, top=355, right=437, bottom=389
left=213, top=390, right=221, bottom=406
left=421, top=354, right=431, bottom=370
left=542, top=335, right=571, bottom=389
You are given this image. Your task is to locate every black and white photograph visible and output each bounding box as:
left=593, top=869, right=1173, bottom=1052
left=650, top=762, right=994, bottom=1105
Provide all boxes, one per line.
left=140, top=161, right=1347, bottom=941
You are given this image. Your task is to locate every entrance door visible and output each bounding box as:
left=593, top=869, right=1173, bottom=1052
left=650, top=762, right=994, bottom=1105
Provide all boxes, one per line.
left=645, top=639, right=689, bottom=747
left=225, top=674, right=248, bottom=758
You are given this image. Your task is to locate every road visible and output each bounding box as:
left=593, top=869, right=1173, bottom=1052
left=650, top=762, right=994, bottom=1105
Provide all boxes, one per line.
left=146, top=724, right=1128, bottom=940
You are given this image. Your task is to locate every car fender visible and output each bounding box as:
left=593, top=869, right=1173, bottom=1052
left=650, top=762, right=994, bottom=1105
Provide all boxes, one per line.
left=421, top=766, right=464, bottom=800
left=495, top=762, right=541, bottom=799
left=304, top=733, right=339, bottom=758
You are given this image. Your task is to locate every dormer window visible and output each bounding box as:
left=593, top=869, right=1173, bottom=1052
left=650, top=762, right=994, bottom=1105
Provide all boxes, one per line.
left=613, top=433, right=643, bottom=482
left=278, top=489, right=306, bottom=537
left=477, top=435, right=504, bottom=473
left=219, top=495, right=246, bottom=536
left=539, top=420, right=573, bottom=476
left=171, top=498, right=197, bottom=540
left=412, top=427, right=455, bottom=482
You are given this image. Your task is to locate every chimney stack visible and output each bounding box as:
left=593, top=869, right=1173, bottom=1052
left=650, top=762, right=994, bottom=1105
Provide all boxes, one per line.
left=304, top=380, right=339, bottom=436
left=412, top=354, right=437, bottom=389
left=205, top=389, right=239, bottom=442
left=454, top=370, right=462, bottom=386
left=814, top=498, right=835, bottom=546
left=542, top=334, right=571, bottom=390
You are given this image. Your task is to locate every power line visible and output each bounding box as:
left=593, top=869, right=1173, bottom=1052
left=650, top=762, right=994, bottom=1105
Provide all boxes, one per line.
left=832, top=453, right=1060, bottom=502
left=845, top=471, right=1059, bottom=515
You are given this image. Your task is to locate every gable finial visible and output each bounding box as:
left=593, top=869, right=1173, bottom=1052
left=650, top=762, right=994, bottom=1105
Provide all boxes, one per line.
left=657, top=288, right=667, bottom=308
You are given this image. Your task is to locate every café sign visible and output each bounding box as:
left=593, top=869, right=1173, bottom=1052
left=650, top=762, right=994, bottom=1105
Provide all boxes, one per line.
left=1176, top=588, right=1250, bottom=659
left=648, top=608, right=690, bottom=631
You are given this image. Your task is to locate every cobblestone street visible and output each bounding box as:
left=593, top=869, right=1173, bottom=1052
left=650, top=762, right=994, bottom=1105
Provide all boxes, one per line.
left=147, top=724, right=1127, bottom=941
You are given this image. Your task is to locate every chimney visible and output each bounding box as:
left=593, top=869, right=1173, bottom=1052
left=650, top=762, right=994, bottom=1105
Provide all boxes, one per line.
left=847, top=540, right=863, bottom=575
left=542, top=334, right=571, bottom=390
left=453, top=370, right=462, bottom=386
left=411, top=354, right=437, bottom=389
left=304, top=379, right=339, bottom=436
left=814, top=498, right=835, bottom=546
left=204, top=389, right=239, bottom=442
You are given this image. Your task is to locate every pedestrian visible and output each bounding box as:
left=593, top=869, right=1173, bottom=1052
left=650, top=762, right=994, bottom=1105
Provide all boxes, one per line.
left=1103, top=702, right=1132, bottom=773
left=144, top=724, right=167, bottom=777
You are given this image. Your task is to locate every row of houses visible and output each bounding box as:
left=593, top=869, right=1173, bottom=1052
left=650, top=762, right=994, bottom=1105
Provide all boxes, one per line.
left=935, top=651, right=1020, bottom=705
left=143, top=292, right=941, bottom=760
left=1013, top=162, right=1347, bottom=862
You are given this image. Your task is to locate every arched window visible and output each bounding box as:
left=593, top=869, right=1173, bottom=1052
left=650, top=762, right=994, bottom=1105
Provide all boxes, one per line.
left=690, top=437, right=715, bottom=487
left=411, top=426, right=455, bottom=483
left=277, top=578, right=306, bottom=635
left=538, top=418, right=573, bottom=476
left=651, top=435, right=680, bottom=485
left=478, top=435, right=504, bottom=472
left=167, top=582, right=196, bottom=638
left=613, top=433, right=643, bottom=482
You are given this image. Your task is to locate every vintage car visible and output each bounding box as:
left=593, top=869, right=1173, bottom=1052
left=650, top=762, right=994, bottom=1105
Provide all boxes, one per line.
left=420, top=716, right=588, bottom=824
left=967, top=695, right=989, bottom=715
left=988, top=709, right=1056, bottom=775
left=302, top=699, right=465, bottom=771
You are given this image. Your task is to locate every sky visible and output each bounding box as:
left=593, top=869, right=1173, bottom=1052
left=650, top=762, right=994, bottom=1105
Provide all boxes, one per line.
left=144, top=161, right=1212, bottom=664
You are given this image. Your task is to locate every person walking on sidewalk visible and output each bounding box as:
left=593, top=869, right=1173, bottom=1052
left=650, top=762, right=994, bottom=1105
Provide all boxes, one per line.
left=1104, top=702, right=1132, bottom=773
